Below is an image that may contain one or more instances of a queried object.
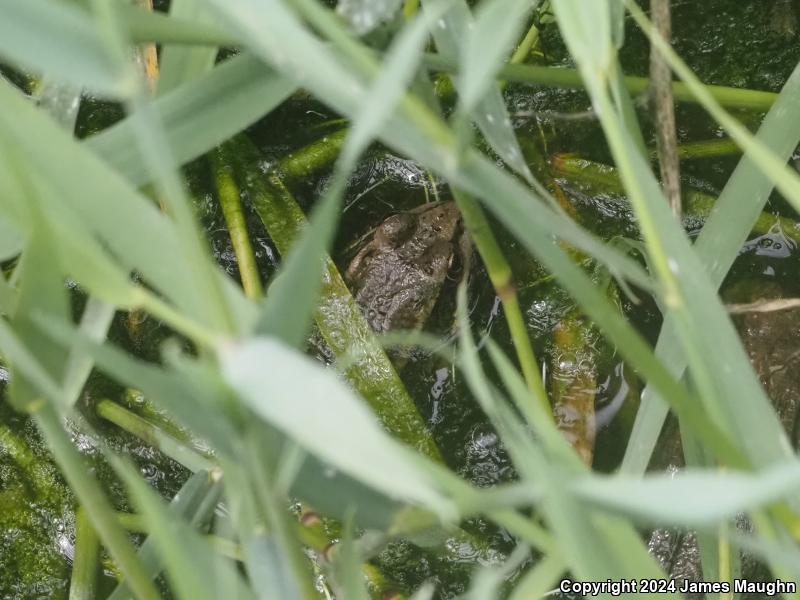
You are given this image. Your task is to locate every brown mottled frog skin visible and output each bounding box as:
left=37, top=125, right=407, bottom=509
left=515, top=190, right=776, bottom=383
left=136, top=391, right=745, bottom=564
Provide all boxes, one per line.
left=731, top=280, right=800, bottom=444
left=345, top=201, right=465, bottom=333
left=770, top=0, right=798, bottom=37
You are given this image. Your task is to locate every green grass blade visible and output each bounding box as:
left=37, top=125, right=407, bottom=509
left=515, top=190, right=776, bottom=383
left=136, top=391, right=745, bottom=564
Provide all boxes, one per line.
left=0, top=77, right=235, bottom=333
left=459, top=0, right=537, bottom=112
left=576, top=462, right=800, bottom=527
left=122, top=3, right=237, bottom=46
left=6, top=221, right=70, bottom=411
left=34, top=404, right=161, bottom=600
left=424, top=0, right=534, bottom=180
left=115, top=459, right=255, bottom=600
left=69, top=506, right=100, bottom=600
left=86, top=54, right=296, bottom=188
left=108, top=470, right=220, bottom=600
left=623, top=22, right=800, bottom=474
left=554, top=0, right=790, bottom=468
left=219, top=337, right=454, bottom=517
left=156, top=0, right=219, bottom=95
left=0, top=0, right=131, bottom=97
left=508, top=553, right=566, bottom=600
left=0, top=215, right=23, bottom=262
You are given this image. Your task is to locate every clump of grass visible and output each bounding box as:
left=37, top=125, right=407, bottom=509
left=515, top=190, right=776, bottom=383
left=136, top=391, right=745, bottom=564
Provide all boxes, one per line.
left=1, top=0, right=800, bottom=597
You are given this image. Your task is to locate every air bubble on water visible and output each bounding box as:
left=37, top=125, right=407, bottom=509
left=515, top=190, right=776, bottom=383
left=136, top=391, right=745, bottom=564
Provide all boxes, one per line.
left=486, top=113, right=495, bottom=123
left=437, top=18, right=446, bottom=29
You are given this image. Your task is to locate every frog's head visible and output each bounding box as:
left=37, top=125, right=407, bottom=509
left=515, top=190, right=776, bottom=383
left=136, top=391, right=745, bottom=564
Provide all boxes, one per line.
left=415, top=201, right=461, bottom=244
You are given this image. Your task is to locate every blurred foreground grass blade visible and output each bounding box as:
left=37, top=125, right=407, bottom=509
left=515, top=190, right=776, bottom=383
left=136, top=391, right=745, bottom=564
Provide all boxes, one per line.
left=115, top=459, right=255, bottom=600
left=86, top=54, right=296, bottom=188
left=0, top=77, right=242, bottom=334
left=331, top=519, right=371, bottom=600
left=156, top=0, right=219, bottom=95
left=219, top=338, right=454, bottom=517
left=508, top=553, right=567, bottom=600
left=108, top=470, right=220, bottom=600
left=100, top=3, right=235, bottom=339
left=423, top=0, right=534, bottom=180
left=33, top=404, right=160, bottom=600
left=623, top=26, right=800, bottom=473
left=337, top=0, right=402, bottom=34
left=36, top=78, right=118, bottom=410
left=576, top=462, right=800, bottom=527
left=121, top=3, right=238, bottom=46
left=0, top=191, right=70, bottom=410
left=0, top=0, right=131, bottom=97
left=0, top=215, right=23, bottom=262
left=458, top=0, right=537, bottom=113
left=241, top=434, right=318, bottom=599
left=0, top=273, right=16, bottom=316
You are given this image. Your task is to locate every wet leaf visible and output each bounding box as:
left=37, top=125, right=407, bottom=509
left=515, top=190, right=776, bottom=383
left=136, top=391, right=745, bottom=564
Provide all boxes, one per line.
left=219, top=337, right=454, bottom=518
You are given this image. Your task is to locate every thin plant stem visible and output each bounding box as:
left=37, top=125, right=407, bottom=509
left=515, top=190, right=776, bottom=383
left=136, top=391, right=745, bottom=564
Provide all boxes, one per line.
left=451, top=189, right=550, bottom=417
left=509, top=21, right=541, bottom=65
left=69, top=506, right=100, bottom=600
left=211, top=148, right=264, bottom=299
left=421, top=54, right=779, bottom=111
left=649, top=0, right=681, bottom=217
left=121, top=19, right=781, bottom=111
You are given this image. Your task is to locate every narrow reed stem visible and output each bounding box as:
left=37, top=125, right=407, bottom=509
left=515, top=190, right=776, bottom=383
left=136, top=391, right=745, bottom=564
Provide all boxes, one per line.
left=452, top=190, right=550, bottom=418
left=69, top=506, right=100, bottom=600
left=212, top=147, right=264, bottom=299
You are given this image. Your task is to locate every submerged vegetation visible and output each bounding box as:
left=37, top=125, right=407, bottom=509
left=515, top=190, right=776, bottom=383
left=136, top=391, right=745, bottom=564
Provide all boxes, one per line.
left=2, top=0, right=800, bottom=597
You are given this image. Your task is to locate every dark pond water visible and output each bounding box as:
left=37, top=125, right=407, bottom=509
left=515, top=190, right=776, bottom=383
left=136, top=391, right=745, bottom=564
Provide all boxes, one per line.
left=2, top=0, right=800, bottom=597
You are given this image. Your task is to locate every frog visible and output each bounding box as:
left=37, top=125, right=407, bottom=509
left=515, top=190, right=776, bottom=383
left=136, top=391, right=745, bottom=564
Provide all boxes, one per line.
left=769, top=0, right=798, bottom=37
left=345, top=201, right=468, bottom=334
